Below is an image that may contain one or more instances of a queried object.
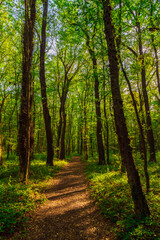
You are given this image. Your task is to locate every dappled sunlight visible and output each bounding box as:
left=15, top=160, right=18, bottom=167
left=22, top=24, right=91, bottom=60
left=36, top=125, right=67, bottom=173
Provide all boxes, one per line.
left=16, top=156, right=112, bottom=240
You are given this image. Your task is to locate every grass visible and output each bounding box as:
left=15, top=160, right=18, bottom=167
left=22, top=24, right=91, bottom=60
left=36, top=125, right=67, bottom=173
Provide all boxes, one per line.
left=0, top=153, right=68, bottom=237
left=85, top=151, right=160, bottom=240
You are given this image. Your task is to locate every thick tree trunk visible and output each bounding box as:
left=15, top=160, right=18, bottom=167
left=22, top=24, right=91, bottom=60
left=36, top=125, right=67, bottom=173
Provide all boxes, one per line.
left=102, top=0, right=150, bottom=218
left=40, top=0, right=54, bottom=166
left=18, top=0, right=36, bottom=183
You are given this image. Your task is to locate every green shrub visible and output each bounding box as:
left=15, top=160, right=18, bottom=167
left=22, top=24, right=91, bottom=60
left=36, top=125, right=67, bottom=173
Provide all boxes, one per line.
left=0, top=154, right=68, bottom=236
left=85, top=152, right=160, bottom=240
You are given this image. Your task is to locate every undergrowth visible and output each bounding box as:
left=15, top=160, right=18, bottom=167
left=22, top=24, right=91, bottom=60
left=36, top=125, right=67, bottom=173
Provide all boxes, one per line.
left=0, top=153, right=68, bottom=237
left=85, top=151, right=160, bottom=240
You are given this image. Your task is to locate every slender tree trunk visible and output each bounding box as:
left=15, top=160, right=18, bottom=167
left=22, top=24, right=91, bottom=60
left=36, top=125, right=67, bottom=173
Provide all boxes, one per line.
left=90, top=109, right=94, bottom=158
left=40, top=0, right=54, bottom=166
left=57, top=106, right=63, bottom=158
left=104, top=109, right=110, bottom=165
left=102, top=0, right=150, bottom=218
left=80, top=126, right=83, bottom=155
left=18, top=0, right=36, bottom=183
left=0, top=117, right=3, bottom=165
left=150, top=0, right=160, bottom=96
left=30, top=95, right=35, bottom=162
left=67, top=115, right=72, bottom=156
left=57, top=99, right=66, bottom=159
left=120, top=59, right=150, bottom=192
left=7, top=105, right=16, bottom=159
left=83, top=97, right=88, bottom=160
left=7, top=125, right=11, bottom=159
left=77, top=122, right=80, bottom=154
left=86, top=40, right=105, bottom=165
left=103, top=88, right=110, bottom=165
left=0, top=98, right=6, bottom=164
left=137, top=22, right=156, bottom=163
left=60, top=111, right=66, bottom=159
left=57, top=75, right=70, bottom=159
left=152, top=37, right=160, bottom=95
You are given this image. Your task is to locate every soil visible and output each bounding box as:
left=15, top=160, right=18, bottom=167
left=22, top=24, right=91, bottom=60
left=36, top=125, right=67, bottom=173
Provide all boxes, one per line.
left=9, top=156, right=114, bottom=240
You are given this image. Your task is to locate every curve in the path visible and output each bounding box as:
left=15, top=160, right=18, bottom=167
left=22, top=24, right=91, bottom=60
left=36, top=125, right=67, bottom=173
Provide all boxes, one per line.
left=14, top=156, right=113, bottom=240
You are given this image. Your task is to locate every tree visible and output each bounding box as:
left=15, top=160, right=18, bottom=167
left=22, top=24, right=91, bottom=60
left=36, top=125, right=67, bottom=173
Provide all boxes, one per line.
left=40, top=0, right=54, bottom=166
left=123, top=0, right=156, bottom=163
left=86, top=34, right=105, bottom=165
left=102, top=0, right=150, bottom=218
left=18, top=0, right=37, bottom=183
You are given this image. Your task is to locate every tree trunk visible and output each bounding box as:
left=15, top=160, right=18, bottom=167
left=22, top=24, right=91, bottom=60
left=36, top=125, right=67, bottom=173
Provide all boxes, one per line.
left=67, top=114, right=72, bottom=156
left=0, top=97, right=6, bottom=164
left=150, top=0, right=160, bottom=96
left=30, top=95, right=35, bottom=162
left=83, top=98, right=89, bottom=160
left=137, top=22, right=156, bottom=163
left=40, top=0, right=54, bottom=166
left=152, top=37, right=160, bottom=96
left=57, top=98, right=66, bottom=159
left=7, top=106, right=16, bottom=159
left=80, top=126, right=83, bottom=155
left=86, top=39, right=105, bottom=165
left=120, top=59, right=150, bottom=192
left=18, top=0, right=36, bottom=183
left=0, top=117, right=3, bottom=165
left=102, top=0, right=150, bottom=218
left=57, top=107, right=63, bottom=158
left=103, top=88, right=110, bottom=165
left=60, top=111, right=66, bottom=159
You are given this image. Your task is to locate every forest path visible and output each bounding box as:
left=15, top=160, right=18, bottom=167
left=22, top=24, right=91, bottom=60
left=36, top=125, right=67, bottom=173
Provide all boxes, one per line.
left=12, top=156, right=113, bottom=240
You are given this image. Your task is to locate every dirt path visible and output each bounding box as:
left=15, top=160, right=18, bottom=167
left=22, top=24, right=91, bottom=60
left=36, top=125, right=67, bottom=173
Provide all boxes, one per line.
left=12, top=156, right=113, bottom=240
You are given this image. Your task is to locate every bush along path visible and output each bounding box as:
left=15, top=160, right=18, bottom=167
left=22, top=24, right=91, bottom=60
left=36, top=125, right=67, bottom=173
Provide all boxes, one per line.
left=9, top=156, right=114, bottom=240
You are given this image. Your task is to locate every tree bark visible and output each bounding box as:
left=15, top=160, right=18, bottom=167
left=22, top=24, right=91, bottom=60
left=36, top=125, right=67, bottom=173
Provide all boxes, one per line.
left=60, top=111, right=66, bottom=159
left=102, top=0, right=150, bottom=218
left=83, top=96, right=89, bottom=160
left=18, top=0, right=36, bottom=183
left=0, top=97, right=6, bottom=165
left=40, top=0, right=54, bottom=166
left=120, top=59, right=150, bottom=192
left=136, top=22, right=156, bottom=163
left=86, top=39, right=105, bottom=165
left=7, top=103, right=16, bottom=159
left=57, top=91, right=68, bottom=159
left=150, top=0, right=160, bottom=96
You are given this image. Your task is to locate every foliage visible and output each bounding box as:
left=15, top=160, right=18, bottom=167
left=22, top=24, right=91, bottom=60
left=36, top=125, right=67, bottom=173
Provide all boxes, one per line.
left=0, top=0, right=160, bottom=237
left=85, top=153, right=160, bottom=240
left=0, top=154, right=68, bottom=236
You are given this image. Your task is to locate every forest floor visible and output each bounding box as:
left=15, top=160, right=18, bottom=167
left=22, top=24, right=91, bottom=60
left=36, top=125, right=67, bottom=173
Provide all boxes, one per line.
left=9, top=156, right=114, bottom=240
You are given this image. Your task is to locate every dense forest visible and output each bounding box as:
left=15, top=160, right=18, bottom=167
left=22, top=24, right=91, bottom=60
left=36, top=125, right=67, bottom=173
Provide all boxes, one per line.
left=0, top=0, right=160, bottom=239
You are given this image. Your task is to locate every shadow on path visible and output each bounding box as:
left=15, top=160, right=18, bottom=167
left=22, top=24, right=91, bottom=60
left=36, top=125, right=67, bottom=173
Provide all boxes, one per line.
left=11, top=156, right=113, bottom=240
